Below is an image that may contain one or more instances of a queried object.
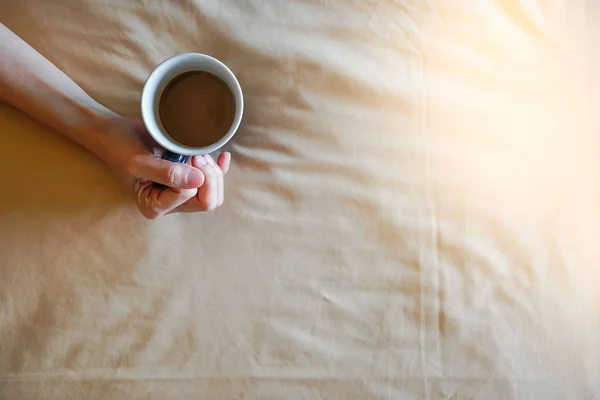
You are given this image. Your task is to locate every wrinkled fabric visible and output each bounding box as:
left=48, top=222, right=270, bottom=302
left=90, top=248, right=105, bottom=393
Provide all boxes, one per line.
left=1, top=1, right=599, bottom=399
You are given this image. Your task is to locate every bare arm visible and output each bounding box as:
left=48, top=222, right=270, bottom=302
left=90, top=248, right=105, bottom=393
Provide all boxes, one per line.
left=0, top=23, right=116, bottom=160
left=0, top=23, right=230, bottom=218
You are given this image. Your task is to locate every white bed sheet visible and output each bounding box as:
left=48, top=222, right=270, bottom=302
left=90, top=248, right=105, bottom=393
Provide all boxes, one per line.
left=1, top=1, right=599, bottom=398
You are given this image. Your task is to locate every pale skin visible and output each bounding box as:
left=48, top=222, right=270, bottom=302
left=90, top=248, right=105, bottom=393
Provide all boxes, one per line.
left=0, top=23, right=230, bottom=219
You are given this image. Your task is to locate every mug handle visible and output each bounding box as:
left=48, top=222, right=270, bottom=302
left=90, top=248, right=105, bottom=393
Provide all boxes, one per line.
left=162, top=150, right=190, bottom=164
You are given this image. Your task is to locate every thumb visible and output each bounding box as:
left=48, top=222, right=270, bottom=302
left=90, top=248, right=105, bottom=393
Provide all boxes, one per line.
left=133, top=154, right=204, bottom=189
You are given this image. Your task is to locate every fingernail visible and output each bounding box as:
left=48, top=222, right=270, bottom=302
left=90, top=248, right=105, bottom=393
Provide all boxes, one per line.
left=186, top=169, right=203, bottom=187
left=197, top=155, right=208, bottom=166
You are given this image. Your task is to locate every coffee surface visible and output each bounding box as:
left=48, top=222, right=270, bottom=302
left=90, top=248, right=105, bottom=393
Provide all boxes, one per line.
left=159, top=71, right=236, bottom=147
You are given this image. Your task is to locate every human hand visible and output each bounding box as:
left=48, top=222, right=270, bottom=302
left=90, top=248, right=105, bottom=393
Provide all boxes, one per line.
left=97, top=117, right=231, bottom=219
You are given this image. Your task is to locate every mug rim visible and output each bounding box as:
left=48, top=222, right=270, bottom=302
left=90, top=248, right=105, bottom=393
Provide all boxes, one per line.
left=141, top=52, right=244, bottom=156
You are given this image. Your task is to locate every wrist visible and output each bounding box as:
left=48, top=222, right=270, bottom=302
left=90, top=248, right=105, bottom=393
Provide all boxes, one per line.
left=73, top=107, right=124, bottom=164
left=77, top=113, right=149, bottom=183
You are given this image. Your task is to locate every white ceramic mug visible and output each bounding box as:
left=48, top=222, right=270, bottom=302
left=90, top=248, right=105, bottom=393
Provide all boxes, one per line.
left=141, top=53, right=244, bottom=163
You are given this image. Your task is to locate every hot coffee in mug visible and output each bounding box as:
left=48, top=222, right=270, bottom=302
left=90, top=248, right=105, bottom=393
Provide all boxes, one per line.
left=141, top=53, right=244, bottom=163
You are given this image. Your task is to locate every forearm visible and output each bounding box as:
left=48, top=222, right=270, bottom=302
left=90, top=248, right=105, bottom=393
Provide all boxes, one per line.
left=0, top=23, right=118, bottom=159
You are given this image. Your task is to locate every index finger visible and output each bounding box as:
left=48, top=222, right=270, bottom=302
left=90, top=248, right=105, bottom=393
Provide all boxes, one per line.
left=135, top=180, right=198, bottom=219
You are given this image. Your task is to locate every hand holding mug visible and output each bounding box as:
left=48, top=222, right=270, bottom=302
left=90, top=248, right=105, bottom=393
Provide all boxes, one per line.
left=98, top=118, right=231, bottom=219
